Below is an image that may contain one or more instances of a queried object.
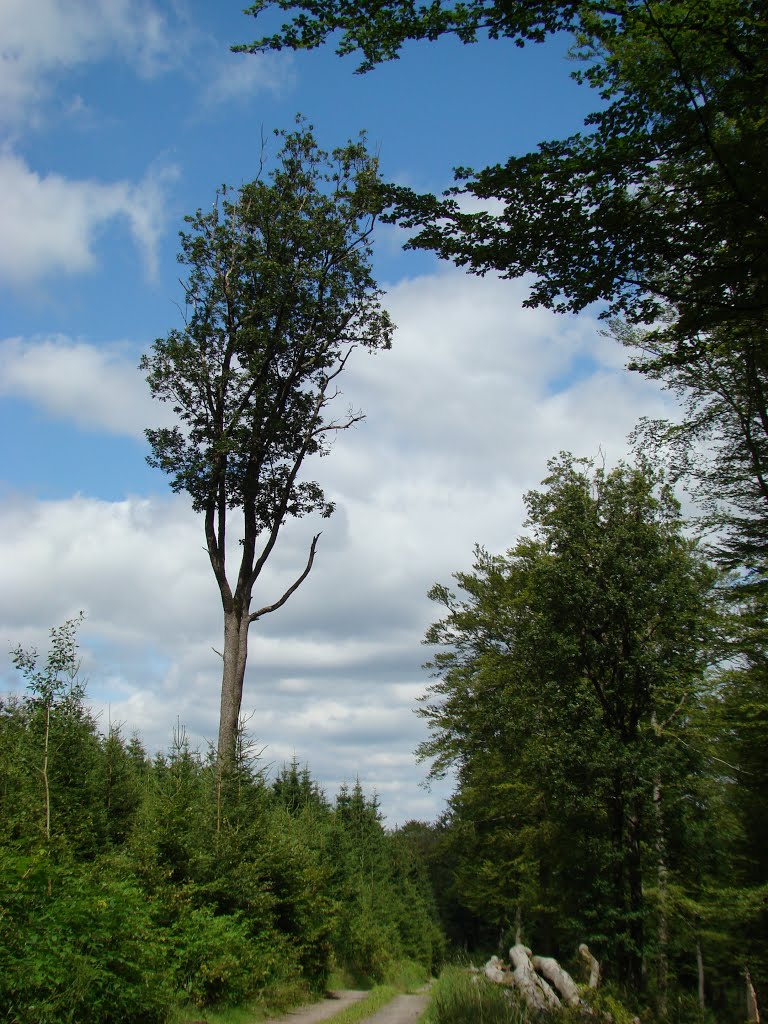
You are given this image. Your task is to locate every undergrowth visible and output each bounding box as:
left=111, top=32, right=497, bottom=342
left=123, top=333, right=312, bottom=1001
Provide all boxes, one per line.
left=424, top=966, right=528, bottom=1024
left=169, top=976, right=312, bottom=1024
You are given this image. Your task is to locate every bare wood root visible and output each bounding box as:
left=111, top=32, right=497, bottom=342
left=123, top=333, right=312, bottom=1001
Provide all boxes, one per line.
left=483, top=943, right=605, bottom=1018
left=579, top=943, right=602, bottom=989
left=485, top=956, right=514, bottom=986
left=532, top=955, right=583, bottom=1007
left=509, top=945, right=561, bottom=1012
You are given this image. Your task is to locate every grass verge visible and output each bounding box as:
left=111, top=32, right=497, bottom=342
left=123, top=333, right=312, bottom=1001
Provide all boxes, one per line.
left=323, top=984, right=400, bottom=1024
left=423, top=966, right=527, bottom=1024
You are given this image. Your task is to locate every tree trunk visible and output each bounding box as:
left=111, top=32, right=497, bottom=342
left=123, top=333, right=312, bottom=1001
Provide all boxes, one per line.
left=654, top=778, right=669, bottom=1017
left=746, top=969, right=760, bottom=1024
left=696, top=939, right=705, bottom=1010
left=610, top=776, right=632, bottom=983
left=578, top=944, right=601, bottom=989
left=217, top=610, right=250, bottom=766
left=626, top=806, right=645, bottom=990
left=43, top=700, right=52, bottom=896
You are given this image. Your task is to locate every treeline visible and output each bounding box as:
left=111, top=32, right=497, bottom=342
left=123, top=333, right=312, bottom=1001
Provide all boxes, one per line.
left=0, top=629, right=443, bottom=1024
left=409, top=455, right=768, bottom=1022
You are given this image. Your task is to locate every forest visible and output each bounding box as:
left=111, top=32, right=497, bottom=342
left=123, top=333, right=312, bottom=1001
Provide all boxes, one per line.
left=2, top=0, right=767, bottom=1022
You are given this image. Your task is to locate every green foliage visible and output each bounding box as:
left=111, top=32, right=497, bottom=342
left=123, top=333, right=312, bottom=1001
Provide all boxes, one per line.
left=619, top=318, right=768, bottom=585
left=1, top=622, right=446, bottom=1021
left=4, top=615, right=109, bottom=858
left=142, top=119, right=392, bottom=520
left=382, top=958, right=431, bottom=992
left=238, top=1, right=611, bottom=72
left=0, top=851, right=171, bottom=1024
left=677, top=592, right=768, bottom=997
left=325, top=781, right=444, bottom=983
left=419, top=455, right=721, bottom=986
left=273, top=757, right=330, bottom=814
left=141, top=117, right=394, bottom=764
left=240, top=2, right=768, bottom=347
left=171, top=904, right=288, bottom=1008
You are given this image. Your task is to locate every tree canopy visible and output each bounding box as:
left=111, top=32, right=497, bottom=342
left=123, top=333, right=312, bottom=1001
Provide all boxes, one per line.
left=614, top=319, right=768, bottom=584
left=239, top=1, right=768, bottom=347
left=419, top=454, right=720, bottom=986
left=142, top=121, right=393, bottom=765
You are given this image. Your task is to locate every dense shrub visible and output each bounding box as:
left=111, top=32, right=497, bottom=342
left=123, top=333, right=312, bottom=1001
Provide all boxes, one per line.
left=0, top=852, right=172, bottom=1024
left=171, top=903, right=292, bottom=1007
left=1, top=627, right=446, bottom=1019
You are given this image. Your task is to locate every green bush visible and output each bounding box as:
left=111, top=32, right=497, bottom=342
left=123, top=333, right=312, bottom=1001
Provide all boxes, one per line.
left=171, top=903, right=297, bottom=1008
left=0, top=852, right=172, bottom=1024
left=383, top=958, right=431, bottom=991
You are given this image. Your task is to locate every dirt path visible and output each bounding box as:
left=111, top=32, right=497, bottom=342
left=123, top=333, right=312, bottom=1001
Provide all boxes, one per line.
left=357, top=991, right=431, bottom=1024
left=261, top=988, right=430, bottom=1024
left=262, top=990, right=369, bottom=1024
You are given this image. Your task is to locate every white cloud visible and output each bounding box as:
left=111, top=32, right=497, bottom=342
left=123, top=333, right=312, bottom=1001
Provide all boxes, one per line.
left=0, top=335, right=176, bottom=437
left=0, top=268, right=680, bottom=824
left=0, top=152, right=177, bottom=285
left=0, top=0, right=178, bottom=127
left=201, top=51, right=295, bottom=108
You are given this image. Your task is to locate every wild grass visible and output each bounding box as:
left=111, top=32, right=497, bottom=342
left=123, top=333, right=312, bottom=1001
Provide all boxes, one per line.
left=424, top=966, right=528, bottom=1024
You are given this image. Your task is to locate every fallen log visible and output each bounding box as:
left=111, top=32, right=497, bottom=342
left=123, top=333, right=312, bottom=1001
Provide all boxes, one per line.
left=483, top=943, right=606, bottom=1018
left=509, top=945, right=561, bottom=1013
left=532, top=954, right=582, bottom=1007
left=484, top=955, right=514, bottom=987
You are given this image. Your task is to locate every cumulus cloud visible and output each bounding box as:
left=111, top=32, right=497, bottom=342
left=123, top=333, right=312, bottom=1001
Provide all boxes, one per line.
left=0, top=334, right=179, bottom=437
left=0, top=268, right=679, bottom=823
left=0, top=153, right=177, bottom=286
left=0, top=0, right=178, bottom=127
left=0, top=0, right=294, bottom=130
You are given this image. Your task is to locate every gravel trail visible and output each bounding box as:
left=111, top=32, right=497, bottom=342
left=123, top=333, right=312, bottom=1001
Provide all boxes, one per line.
left=357, top=991, right=431, bottom=1024
left=262, top=990, right=369, bottom=1024
left=260, top=987, right=430, bottom=1024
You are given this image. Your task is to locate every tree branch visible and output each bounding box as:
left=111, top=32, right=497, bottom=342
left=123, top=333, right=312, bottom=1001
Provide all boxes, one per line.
left=249, top=533, right=321, bottom=621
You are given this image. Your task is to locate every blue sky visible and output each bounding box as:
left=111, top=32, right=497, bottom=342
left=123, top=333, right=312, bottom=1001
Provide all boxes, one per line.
left=0, top=0, right=678, bottom=824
